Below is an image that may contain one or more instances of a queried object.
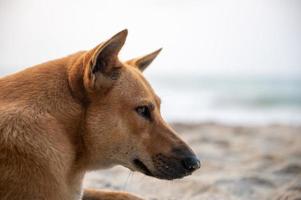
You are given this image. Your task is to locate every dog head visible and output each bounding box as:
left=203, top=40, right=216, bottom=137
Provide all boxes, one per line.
left=78, top=30, right=200, bottom=180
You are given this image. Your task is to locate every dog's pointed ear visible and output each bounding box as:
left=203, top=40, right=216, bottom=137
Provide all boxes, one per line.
left=126, top=48, right=162, bottom=72
left=84, top=29, right=128, bottom=91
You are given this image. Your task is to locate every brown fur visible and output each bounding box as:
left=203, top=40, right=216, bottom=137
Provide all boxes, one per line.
left=0, top=30, right=199, bottom=200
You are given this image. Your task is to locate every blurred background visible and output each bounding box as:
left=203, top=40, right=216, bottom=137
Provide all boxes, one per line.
left=1, top=0, right=301, bottom=125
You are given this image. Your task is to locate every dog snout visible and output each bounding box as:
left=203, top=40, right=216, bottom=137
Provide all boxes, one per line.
left=182, top=156, right=201, bottom=172
left=148, top=145, right=200, bottom=180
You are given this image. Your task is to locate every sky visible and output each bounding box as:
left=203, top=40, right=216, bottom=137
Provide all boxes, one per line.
left=0, top=0, right=301, bottom=77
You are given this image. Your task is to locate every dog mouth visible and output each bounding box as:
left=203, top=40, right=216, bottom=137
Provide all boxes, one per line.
left=132, top=157, right=192, bottom=180
left=133, top=159, right=154, bottom=177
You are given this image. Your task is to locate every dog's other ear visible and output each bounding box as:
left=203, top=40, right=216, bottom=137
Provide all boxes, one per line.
left=84, top=29, right=128, bottom=91
left=126, top=48, right=162, bottom=72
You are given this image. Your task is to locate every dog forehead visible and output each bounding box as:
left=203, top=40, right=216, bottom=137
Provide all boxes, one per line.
left=116, top=65, right=156, bottom=98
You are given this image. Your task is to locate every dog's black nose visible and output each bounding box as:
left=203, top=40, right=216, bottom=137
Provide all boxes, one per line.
left=182, top=156, right=201, bottom=172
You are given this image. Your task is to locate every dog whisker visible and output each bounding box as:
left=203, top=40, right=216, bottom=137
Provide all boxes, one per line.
left=122, top=171, right=133, bottom=190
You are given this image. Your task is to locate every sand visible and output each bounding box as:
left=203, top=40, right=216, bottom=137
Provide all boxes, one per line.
left=83, top=123, right=301, bottom=200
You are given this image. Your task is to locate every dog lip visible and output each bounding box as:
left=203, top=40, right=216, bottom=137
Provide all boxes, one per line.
left=133, top=159, right=153, bottom=177
left=155, top=168, right=193, bottom=180
left=132, top=158, right=195, bottom=180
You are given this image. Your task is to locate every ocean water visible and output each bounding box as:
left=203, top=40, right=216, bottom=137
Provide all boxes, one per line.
left=147, top=73, right=301, bottom=125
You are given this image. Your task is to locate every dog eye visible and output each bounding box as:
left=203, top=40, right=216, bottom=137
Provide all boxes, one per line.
left=135, top=106, right=151, bottom=120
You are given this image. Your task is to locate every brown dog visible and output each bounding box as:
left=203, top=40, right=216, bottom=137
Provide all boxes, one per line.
left=0, top=30, right=200, bottom=200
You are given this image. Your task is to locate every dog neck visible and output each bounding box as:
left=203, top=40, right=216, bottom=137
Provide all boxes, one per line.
left=65, top=52, right=92, bottom=168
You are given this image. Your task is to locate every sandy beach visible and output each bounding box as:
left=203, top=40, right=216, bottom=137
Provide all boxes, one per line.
left=83, top=123, right=301, bottom=200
